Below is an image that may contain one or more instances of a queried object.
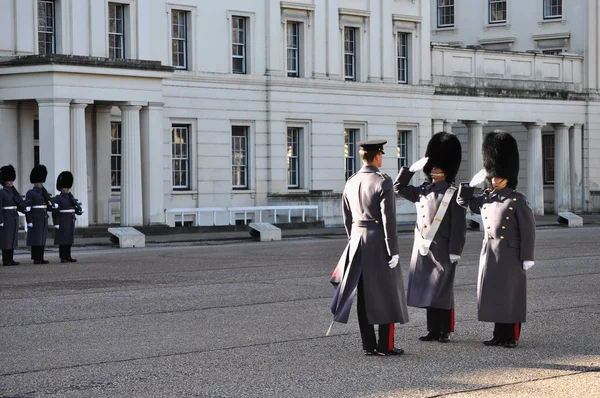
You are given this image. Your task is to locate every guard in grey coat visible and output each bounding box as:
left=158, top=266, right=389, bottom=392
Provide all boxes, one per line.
left=394, top=132, right=466, bottom=343
left=52, top=171, right=83, bottom=263
left=457, top=131, right=536, bottom=348
left=26, top=165, right=55, bottom=264
left=330, top=140, right=408, bottom=356
left=0, top=165, right=31, bottom=266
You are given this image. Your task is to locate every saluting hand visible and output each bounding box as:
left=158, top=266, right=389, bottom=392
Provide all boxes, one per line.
left=469, top=169, right=487, bottom=187
left=409, top=157, right=429, bottom=173
left=523, top=261, right=534, bottom=270
left=27, top=223, right=33, bottom=228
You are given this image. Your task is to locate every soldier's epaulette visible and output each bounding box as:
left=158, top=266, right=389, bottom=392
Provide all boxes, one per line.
left=376, top=171, right=390, bottom=180
left=513, top=191, right=527, bottom=199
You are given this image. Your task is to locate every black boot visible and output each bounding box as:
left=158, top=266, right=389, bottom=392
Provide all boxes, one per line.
left=66, top=245, right=77, bottom=262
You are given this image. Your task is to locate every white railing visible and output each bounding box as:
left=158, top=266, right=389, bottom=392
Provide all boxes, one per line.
left=164, top=205, right=319, bottom=227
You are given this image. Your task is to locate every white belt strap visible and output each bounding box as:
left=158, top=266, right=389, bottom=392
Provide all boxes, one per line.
left=417, top=186, right=457, bottom=256
left=31, top=205, right=47, bottom=209
left=2, top=206, right=17, bottom=210
left=59, top=209, right=75, bottom=213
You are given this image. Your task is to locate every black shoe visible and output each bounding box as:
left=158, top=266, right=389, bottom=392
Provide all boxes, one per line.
left=377, top=347, right=404, bottom=356
left=438, top=333, right=451, bottom=343
left=419, top=331, right=440, bottom=341
left=504, top=339, right=518, bottom=348
left=483, top=337, right=505, bottom=346
left=61, top=259, right=68, bottom=263
left=364, top=349, right=379, bottom=356
left=34, top=259, right=50, bottom=264
left=67, top=258, right=77, bottom=263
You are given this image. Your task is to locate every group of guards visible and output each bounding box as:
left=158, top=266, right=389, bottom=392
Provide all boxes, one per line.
left=0, top=164, right=83, bottom=266
left=330, top=130, right=536, bottom=355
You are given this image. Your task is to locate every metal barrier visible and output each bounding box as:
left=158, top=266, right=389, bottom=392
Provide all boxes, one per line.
left=164, top=205, right=319, bottom=226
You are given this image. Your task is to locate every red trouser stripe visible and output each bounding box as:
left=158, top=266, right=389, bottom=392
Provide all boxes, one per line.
left=450, top=309, right=455, bottom=333
left=514, top=323, right=521, bottom=340
left=388, top=323, right=395, bottom=351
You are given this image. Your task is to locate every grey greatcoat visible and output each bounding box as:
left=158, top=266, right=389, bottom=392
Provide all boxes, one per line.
left=331, top=165, right=409, bottom=326
left=394, top=167, right=467, bottom=309
left=52, top=193, right=78, bottom=245
left=0, top=187, right=29, bottom=250
left=457, top=185, right=535, bottom=323
left=25, top=187, right=52, bottom=247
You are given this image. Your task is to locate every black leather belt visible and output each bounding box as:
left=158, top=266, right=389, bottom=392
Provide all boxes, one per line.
left=354, top=219, right=380, bottom=227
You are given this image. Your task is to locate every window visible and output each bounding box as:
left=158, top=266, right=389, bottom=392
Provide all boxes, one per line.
left=437, top=0, right=454, bottom=27
left=111, top=122, right=122, bottom=190
left=33, top=120, right=40, bottom=166
left=232, top=16, right=247, bottom=74
left=489, top=0, right=507, bottom=23
left=287, top=22, right=300, bottom=77
left=397, top=33, right=409, bottom=84
left=344, top=128, right=357, bottom=180
left=344, top=28, right=357, bottom=81
left=38, top=0, right=55, bottom=55
left=108, top=3, right=125, bottom=59
left=232, top=126, right=248, bottom=188
left=172, top=125, right=190, bottom=190
left=287, top=128, right=300, bottom=188
left=542, top=49, right=562, bottom=55
left=542, top=134, right=554, bottom=184
left=171, top=10, right=188, bottom=69
left=543, top=0, right=562, bottom=19
left=398, top=130, right=410, bottom=170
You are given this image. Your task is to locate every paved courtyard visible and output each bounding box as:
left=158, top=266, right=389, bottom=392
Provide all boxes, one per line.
left=1, top=226, right=599, bottom=397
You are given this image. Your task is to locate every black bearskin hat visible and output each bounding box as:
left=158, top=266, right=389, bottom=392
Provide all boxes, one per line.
left=423, top=132, right=462, bottom=183
left=30, top=164, right=48, bottom=184
left=0, top=164, right=16, bottom=185
left=483, top=130, right=520, bottom=189
left=56, top=171, right=74, bottom=191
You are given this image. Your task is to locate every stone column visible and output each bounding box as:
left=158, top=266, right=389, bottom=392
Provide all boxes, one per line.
left=524, top=123, right=545, bottom=215
left=70, top=102, right=89, bottom=227
left=18, top=103, right=36, bottom=191
left=443, top=120, right=456, bottom=134
left=140, top=103, right=165, bottom=225
left=553, top=123, right=571, bottom=213
left=0, top=102, right=20, bottom=172
left=465, top=121, right=486, bottom=178
left=119, top=105, right=143, bottom=226
left=37, top=99, right=71, bottom=194
left=94, top=106, right=113, bottom=224
left=570, top=123, right=583, bottom=212
left=432, top=119, right=444, bottom=136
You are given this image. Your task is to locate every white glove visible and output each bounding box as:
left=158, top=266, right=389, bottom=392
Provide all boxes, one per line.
left=0, top=223, right=3, bottom=227
left=81, top=208, right=85, bottom=214
left=523, top=261, right=535, bottom=270
left=55, top=225, right=60, bottom=229
left=469, top=168, right=487, bottom=187
left=409, top=157, right=429, bottom=173
left=449, top=254, right=461, bottom=263
left=27, top=223, right=33, bottom=228
left=388, top=254, right=399, bottom=269
left=25, top=206, right=31, bottom=212
left=53, top=203, right=59, bottom=209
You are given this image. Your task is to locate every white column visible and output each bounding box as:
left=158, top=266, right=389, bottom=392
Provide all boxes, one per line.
left=326, top=0, right=340, bottom=79
left=524, top=123, right=545, bottom=215
left=119, top=105, right=144, bottom=226
left=71, top=102, right=89, bottom=227
left=432, top=119, right=444, bottom=136
left=37, top=99, right=71, bottom=194
left=553, top=123, right=571, bottom=213
left=95, top=106, right=113, bottom=224
left=570, top=123, right=583, bottom=212
left=465, top=121, right=486, bottom=178
left=381, top=0, right=394, bottom=83
left=140, top=103, right=165, bottom=225
left=0, top=102, right=19, bottom=169
left=18, top=103, right=36, bottom=191
left=443, top=120, right=456, bottom=134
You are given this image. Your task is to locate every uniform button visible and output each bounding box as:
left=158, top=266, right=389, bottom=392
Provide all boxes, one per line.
left=419, top=194, right=423, bottom=198
left=422, top=214, right=425, bottom=218
left=506, top=216, right=510, bottom=220
left=484, top=196, right=488, bottom=200
left=375, top=220, right=379, bottom=224
left=487, top=226, right=491, bottom=229
left=513, top=198, right=517, bottom=201
left=484, top=216, right=488, bottom=219
left=488, top=235, right=492, bottom=239
left=421, top=205, right=424, bottom=208
left=502, top=226, right=506, bottom=229
left=509, top=207, right=513, bottom=210
left=500, top=236, right=504, bottom=239
left=483, top=206, right=486, bottom=210
left=423, top=225, right=427, bottom=228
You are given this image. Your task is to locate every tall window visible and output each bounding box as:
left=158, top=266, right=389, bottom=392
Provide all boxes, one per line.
left=232, top=126, right=248, bottom=188
left=344, top=28, right=356, bottom=81
left=398, top=130, right=410, bottom=170
left=232, top=17, right=247, bottom=74
left=111, top=122, right=122, bottom=190
left=38, top=0, right=55, bottom=55
left=287, top=22, right=300, bottom=77
left=172, top=10, right=188, bottom=69
left=437, top=0, right=455, bottom=27
left=34, top=120, right=40, bottom=166
left=542, top=135, right=555, bottom=184
left=489, top=0, right=507, bottom=23
left=543, top=0, right=562, bottom=19
left=172, top=125, right=190, bottom=190
left=287, top=128, right=300, bottom=188
left=108, top=3, right=125, bottom=59
left=344, top=128, right=357, bottom=180
left=397, top=33, right=409, bottom=84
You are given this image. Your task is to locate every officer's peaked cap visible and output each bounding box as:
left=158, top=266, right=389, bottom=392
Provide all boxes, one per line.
left=358, top=139, right=387, bottom=154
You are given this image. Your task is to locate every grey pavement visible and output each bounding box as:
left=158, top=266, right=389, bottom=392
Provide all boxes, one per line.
left=1, top=223, right=599, bottom=397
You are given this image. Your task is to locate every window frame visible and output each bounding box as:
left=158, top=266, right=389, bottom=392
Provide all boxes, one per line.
left=108, top=2, right=125, bottom=59
left=286, top=21, right=301, bottom=77
left=343, top=27, right=357, bottom=81
left=171, top=124, right=191, bottom=190
left=543, top=0, right=562, bottom=20
left=110, top=121, right=122, bottom=191
left=397, top=130, right=410, bottom=170
left=171, top=9, right=188, bottom=70
left=344, top=128, right=358, bottom=180
left=437, top=0, right=455, bottom=28
left=37, top=0, right=56, bottom=55
left=287, top=127, right=301, bottom=188
left=232, top=125, right=250, bottom=189
left=231, top=15, right=248, bottom=74
left=489, top=0, right=507, bottom=24
left=542, top=134, right=555, bottom=185
left=397, top=32, right=409, bottom=84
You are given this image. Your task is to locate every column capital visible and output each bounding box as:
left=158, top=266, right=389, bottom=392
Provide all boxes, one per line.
left=463, top=120, right=488, bottom=126
left=552, top=123, right=573, bottom=129
left=95, top=105, right=113, bottom=113
left=523, top=122, right=546, bottom=128
left=70, top=103, right=88, bottom=110
left=72, top=99, right=94, bottom=105
left=572, top=123, right=584, bottom=129
left=119, top=105, right=143, bottom=112
left=444, top=119, right=457, bottom=124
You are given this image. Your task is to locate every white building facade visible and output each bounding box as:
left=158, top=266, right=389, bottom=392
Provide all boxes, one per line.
left=0, top=0, right=598, bottom=227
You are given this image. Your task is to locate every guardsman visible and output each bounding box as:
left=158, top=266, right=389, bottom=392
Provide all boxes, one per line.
left=0, top=165, right=31, bottom=266
left=329, top=140, right=409, bottom=356
left=457, top=130, right=536, bottom=348
left=26, top=165, right=55, bottom=264
left=394, top=132, right=466, bottom=343
left=52, top=171, right=84, bottom=263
